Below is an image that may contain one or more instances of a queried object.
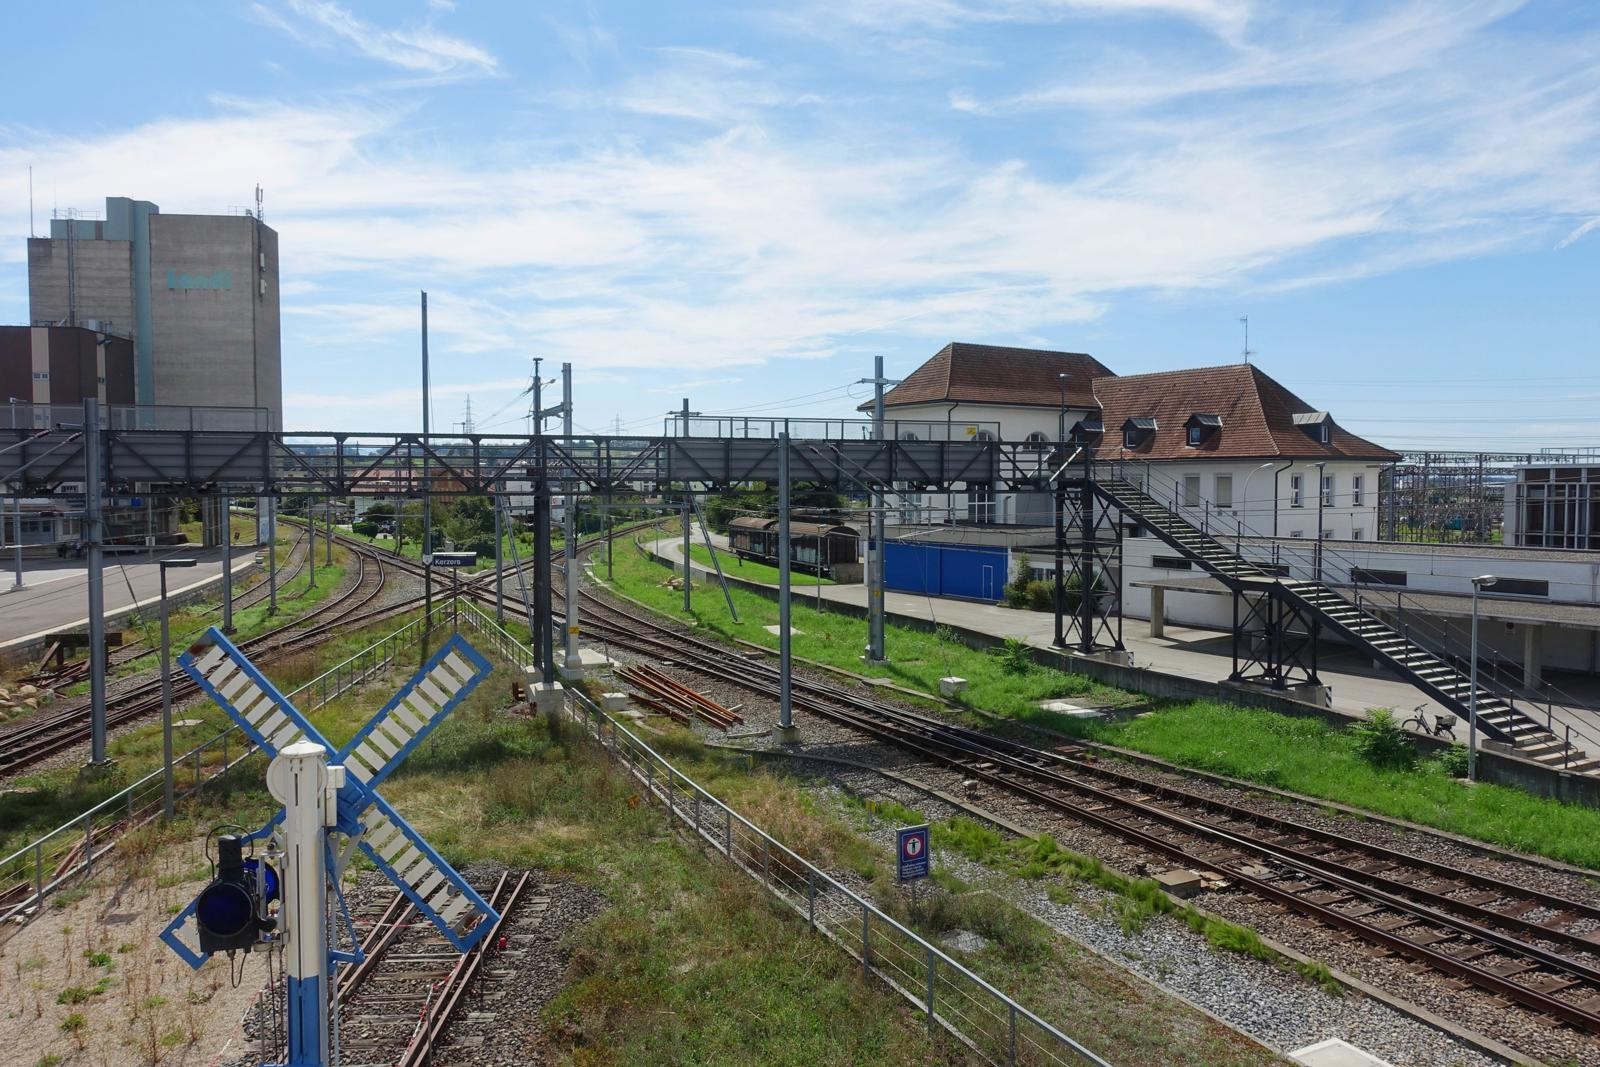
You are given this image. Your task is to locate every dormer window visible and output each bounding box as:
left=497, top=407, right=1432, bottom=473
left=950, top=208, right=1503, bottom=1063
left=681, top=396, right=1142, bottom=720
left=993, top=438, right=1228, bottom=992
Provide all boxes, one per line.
left=1184, top=413, right=1221, bottom=447
left=1069, top=418, right=1104, bottom=446
left=1121, top=417, right=1157, bottom=450
left=1292, top=411, right=1333, bottom=445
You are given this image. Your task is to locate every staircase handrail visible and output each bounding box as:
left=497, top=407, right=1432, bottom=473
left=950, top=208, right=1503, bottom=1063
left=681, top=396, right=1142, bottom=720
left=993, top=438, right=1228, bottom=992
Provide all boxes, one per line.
left=1102, top=458, right=1578, bottom=734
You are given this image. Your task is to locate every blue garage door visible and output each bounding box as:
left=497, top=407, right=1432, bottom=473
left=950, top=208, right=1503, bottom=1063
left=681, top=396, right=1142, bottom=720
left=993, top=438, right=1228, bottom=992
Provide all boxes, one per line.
left=881, top=542, right=1009, bottom=602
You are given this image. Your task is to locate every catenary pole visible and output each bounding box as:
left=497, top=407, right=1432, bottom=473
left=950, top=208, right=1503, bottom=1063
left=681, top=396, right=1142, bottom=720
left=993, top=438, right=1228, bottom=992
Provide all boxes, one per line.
left=778, top=431, right=794, bottom=733
left=421, top=291, right=433, bottom=630
left=220, top=494, right=233, bottom=633
left=494, top=482, right=504, bottom=625
left=84, top=397, right=108, bottom=767
left=868, top=356, right=887, bottom=662
left=562, top=362, right=581, bottom=673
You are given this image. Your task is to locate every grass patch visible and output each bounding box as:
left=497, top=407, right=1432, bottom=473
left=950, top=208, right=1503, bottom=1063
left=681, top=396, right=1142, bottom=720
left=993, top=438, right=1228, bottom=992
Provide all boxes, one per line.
left=609, top=540, right=1132, bottom=720
left=1088, top=702, right=1600, bottom=869
left=608, top=537, right=1600, bottom=871
left=687, top=543, right=833, bottom=586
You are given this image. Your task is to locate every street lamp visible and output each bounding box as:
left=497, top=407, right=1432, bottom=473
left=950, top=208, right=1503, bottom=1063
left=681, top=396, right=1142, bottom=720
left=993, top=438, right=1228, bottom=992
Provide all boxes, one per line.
left=160, top=557, right=199, bottom=817
left=1314, top=461, right=1327, bottom=582
left=1239, top=461, right=1277, bottom=544
left=1467, top=574, right=1499, bottom=781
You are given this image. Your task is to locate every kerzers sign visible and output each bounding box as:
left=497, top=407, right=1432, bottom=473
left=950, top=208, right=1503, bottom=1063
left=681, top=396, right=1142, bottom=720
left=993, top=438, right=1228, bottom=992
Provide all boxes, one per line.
left=166, top=269, right=232, bottom=291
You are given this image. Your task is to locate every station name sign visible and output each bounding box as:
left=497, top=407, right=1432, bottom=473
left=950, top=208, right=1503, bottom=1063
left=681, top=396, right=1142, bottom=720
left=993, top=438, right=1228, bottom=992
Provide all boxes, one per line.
left=166, top=269, right=233, bottom=291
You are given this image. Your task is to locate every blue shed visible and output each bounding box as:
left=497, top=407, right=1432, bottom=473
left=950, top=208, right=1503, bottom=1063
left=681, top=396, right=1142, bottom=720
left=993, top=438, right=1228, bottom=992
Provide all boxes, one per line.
left=881, top=541, right=1010, bottom=602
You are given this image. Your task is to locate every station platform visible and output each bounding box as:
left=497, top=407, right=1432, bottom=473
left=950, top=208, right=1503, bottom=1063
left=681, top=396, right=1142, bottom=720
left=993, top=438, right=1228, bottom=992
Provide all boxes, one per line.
left=0, top=547, right=259, bottom=651
left=648, top=536, right=1600, bottom=759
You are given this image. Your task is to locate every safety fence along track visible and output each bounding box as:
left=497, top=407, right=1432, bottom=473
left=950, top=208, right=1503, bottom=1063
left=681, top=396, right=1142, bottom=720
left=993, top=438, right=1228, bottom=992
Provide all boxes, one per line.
left=541, top=563, right=1600, bottom=1043
left=451, top=602, right=1110, bottom=1067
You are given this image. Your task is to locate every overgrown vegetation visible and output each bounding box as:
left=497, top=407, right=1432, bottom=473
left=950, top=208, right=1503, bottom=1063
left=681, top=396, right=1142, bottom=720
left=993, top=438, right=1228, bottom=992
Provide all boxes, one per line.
left=610, top=539, right=1600, bottom=869
left=1350, top=707, right=1416, bottom=769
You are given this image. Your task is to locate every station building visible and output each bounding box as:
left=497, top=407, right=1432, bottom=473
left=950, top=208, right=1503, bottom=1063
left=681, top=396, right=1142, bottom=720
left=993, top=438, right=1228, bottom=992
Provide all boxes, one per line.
left=867, top=342, right=1600, bottom=685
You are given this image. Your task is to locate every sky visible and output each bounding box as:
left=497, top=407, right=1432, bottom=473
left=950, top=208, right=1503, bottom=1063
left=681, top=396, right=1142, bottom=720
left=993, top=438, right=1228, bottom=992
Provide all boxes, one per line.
left=0, top=0, right=1596, bottom=450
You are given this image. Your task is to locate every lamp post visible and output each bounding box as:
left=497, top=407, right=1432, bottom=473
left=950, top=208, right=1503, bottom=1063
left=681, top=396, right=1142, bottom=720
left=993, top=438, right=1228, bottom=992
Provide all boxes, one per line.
left=1238, top=461, right=1276, bottom=548
left=1468, top=574, right=1499, bottom=781
left=1314, top=461, right=1327, bottom=582
left=160, top=557, right=199, bottom=817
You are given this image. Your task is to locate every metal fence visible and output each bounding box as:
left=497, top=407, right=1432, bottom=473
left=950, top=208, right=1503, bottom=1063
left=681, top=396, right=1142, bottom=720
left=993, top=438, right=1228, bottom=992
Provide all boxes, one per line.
left=0, top=611, right=434, bottom=925
left=450, top=605, right=1106, bottom=1066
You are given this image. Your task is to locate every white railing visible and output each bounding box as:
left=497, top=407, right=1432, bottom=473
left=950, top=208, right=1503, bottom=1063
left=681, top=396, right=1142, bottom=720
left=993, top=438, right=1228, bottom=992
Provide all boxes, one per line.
left=558, top=679, right=1109, bottom=1066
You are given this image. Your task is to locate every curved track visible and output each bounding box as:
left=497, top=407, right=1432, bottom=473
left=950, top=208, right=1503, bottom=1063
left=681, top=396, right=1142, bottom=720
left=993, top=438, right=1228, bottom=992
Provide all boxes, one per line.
left=557, top=553, right=1600, bottom=1038
left=0, top=539, right=391, bottom=773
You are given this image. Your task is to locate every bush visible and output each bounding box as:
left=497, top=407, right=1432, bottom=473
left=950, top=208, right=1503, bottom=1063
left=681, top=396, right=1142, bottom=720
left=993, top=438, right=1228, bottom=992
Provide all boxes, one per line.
left=1026, top=579, right=1054, bottom=612
left=351, top=519, right=379, bottom=537
left=1351, top=708, right=1416, bottom=769
left=1429, top=742, right=1470, bottom=778
left=990, top=637, right=1035, bottom=675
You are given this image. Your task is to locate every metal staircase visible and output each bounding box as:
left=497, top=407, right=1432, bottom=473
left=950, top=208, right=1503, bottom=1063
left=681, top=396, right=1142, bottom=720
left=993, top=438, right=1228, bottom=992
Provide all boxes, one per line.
left=1096, top=477, right=1597, bottom=774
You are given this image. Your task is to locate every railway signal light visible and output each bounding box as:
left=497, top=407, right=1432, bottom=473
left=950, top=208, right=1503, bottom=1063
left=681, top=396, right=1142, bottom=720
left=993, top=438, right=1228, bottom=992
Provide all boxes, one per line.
left=194, top=834, right=278, bottom=956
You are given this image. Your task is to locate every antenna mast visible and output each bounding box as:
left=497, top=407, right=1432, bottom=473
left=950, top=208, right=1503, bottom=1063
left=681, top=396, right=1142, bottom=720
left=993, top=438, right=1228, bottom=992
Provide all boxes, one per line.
left=1239, top=315, right=1254, bottom=363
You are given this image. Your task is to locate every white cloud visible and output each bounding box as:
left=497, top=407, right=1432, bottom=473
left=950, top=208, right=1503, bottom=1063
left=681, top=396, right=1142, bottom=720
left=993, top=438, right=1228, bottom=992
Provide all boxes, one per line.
left=254, top=0, right=498, bottom=76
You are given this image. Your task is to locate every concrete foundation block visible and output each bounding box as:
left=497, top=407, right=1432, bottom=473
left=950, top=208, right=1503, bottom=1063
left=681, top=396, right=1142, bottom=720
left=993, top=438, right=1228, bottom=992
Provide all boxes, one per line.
left=557, top=662, right=586, bottom=682
left=1081, top=649, right=1134, bottom=668
left=773, top=723, right=801, bottom=743
left=601, top=692, right=629, bottom=713
left=1283, top=682, right=1332, bottom=708
left=939, top=677, right=968, bottom=697
left=764, top=624, right=803, bottom=637
left=531, top=681, right=565, bottom=716
left=1153, top=868, right=1203, bottom=899
left=1291, top=1037, right=1395, bottom=1067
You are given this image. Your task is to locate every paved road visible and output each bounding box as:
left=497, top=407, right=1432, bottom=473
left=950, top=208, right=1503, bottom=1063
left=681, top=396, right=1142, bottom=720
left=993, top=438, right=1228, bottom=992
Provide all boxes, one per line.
left=648, top=536, right=1600, bottom=759
left=0, top=548, right=259, bottom=648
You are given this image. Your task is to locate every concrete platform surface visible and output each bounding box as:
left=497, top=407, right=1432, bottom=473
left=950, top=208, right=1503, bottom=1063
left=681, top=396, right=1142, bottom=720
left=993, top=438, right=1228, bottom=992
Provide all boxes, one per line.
left=0, top=548, right=258, bottom=648
left=652, top=536, right=1600, bottom=756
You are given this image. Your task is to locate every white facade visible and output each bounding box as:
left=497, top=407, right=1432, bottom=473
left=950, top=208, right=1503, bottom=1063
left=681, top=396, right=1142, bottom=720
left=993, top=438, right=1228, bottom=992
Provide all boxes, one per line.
left=878, top=400, right=1386, bottom=541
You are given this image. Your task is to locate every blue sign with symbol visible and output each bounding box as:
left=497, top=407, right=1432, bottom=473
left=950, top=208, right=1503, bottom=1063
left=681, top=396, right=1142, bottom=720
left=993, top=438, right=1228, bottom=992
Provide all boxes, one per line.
left=896, top=825, right=930, bottom=882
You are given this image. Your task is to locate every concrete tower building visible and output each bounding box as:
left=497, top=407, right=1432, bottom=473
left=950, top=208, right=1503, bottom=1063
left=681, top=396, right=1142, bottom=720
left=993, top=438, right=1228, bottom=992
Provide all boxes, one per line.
left=27, top=195, right=281, bottom=429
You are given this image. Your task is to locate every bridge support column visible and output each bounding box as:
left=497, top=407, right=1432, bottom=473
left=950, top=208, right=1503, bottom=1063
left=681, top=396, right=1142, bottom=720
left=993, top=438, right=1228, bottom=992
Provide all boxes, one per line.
left=1149, top=586, right=1165, bottom=639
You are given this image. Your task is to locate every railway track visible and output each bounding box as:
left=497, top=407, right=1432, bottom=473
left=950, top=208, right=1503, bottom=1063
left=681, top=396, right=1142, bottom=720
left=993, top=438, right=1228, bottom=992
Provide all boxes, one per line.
left=332, top=871, right=536, bottom=1067
left=0, top=540, right=392, bottom=774
left=20, top=525, right=315, bottom=690
left=558, top=573, right=1600, bottom=1038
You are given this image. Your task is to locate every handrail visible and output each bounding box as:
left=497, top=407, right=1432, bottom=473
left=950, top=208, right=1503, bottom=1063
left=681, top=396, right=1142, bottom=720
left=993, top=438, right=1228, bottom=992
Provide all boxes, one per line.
left=1102, top=459, right=1588, bottom=734
left=570, top=687, right=1105, bottom=1061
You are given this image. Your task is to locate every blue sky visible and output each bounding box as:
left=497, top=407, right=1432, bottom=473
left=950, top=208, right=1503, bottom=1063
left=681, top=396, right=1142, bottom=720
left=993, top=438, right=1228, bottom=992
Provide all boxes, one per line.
left=1, top=0, right=1596, bottom=449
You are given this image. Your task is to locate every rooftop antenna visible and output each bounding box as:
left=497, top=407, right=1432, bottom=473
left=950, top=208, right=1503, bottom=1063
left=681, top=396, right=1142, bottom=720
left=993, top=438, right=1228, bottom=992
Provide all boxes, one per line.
left=1239, top=315, right=1254, bottom=363
left=28, top=166, right=34, bottom=238
left=462, top=394, right=475, bottom=435
left=255, top=184, right=264, bottom=224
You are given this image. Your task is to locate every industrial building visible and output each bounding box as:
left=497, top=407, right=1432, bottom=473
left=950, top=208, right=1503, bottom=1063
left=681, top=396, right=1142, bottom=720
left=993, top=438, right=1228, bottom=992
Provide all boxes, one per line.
left=27, top=195, right=282, bottom=428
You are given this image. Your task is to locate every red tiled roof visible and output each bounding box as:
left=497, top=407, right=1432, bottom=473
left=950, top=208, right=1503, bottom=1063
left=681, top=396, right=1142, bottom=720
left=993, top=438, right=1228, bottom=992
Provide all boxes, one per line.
left=868, top=342, right=1114, bottom=410
left=1090, top=364, right=1399, bottom=461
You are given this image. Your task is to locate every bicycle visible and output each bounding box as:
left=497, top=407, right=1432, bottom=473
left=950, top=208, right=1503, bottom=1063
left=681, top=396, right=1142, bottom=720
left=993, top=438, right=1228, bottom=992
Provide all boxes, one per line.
left=1399, top=703, right=1456, bottom=740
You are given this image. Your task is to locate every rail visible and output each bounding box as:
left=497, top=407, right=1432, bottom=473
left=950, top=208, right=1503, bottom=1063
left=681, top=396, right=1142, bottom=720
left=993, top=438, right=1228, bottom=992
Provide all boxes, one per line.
left=466, top=589, right=1105, bottom=1066
left=0, top=606, right=445, bottom=925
